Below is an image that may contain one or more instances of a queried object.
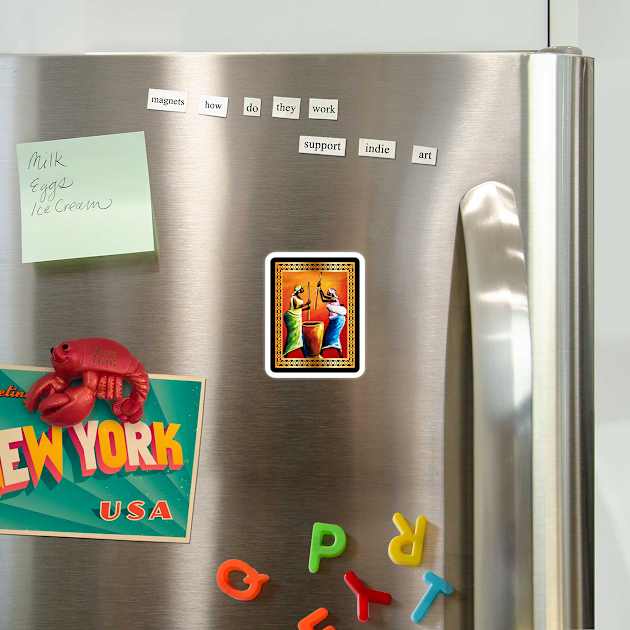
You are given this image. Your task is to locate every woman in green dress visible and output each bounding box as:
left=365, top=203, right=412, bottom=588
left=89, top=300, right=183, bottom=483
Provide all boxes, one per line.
left=283, top=285, right=311, bottom=356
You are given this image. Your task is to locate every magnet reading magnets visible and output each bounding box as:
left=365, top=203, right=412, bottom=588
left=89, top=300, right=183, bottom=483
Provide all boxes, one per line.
left=216, top=559, right=269, bottom=601
left=25, top=338, right=149, bottom=428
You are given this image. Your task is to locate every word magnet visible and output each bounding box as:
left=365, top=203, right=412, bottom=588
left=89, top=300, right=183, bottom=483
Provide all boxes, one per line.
left=243, top=97, right=261, bottom=117
left=198, top=95, right=228, bottom=118
left=308, top=522, right=346, bottom=573
left=388, top=512, right=427, bottom=566
left=272, top=96, right=301, bottom=119
left=216, top=559, right=269, bottom=601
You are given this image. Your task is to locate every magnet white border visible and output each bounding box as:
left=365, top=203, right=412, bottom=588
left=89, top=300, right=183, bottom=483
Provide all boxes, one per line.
left=265, top=252, right=365, bottom=379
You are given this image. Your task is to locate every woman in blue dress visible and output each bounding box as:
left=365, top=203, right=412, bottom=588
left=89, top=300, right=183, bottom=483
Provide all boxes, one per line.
left=317, top=280, right=347, bottom=358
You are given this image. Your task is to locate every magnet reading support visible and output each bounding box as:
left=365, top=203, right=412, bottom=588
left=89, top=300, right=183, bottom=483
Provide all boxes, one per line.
left=388, top=512, right=427, bottom=567
left=410, top=571, right=454, bottom=624
left=216, top=559, right=269, bottom=601
left=308, top=522, right=347, bottom=573
left=298, top=607, right=335, bottom=630
left=344, top=571, right=392, bottom=622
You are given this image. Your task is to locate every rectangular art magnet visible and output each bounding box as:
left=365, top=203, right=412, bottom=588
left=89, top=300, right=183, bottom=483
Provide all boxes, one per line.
left=0, top=367, right=205, bottom=543
left=265, top=252, right=365, bottom=378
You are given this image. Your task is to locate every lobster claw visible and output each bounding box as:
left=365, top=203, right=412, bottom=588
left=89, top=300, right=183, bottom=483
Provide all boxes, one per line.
left=37, top=386, right=96, bottom=428
left=25, top=373, right=66, bottom=413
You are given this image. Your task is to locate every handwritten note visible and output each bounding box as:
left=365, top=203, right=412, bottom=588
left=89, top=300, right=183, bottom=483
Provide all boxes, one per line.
left=16, top=132, right=155, bottom=263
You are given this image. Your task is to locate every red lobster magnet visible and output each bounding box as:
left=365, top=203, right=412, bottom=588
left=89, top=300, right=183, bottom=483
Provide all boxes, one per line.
left=26, top=338, right=149, bottom=428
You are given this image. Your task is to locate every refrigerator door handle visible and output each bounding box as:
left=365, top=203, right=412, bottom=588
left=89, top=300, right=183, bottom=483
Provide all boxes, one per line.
left=460, top=181, right=533, bottom=629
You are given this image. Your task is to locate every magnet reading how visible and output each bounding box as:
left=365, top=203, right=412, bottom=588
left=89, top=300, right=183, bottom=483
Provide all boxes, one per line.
left=358, top=138, right=396, bottom=159
left=216, top=559, right=269, bottom=601
left=198, top=95, right=229, bottom=117
left=388, top=512, right=427, bottom=567
left=308, top=522, right=347, bottom=573
left=410, top=572, right=454, bottom=624
left=272, top=96, right=301, bottom=119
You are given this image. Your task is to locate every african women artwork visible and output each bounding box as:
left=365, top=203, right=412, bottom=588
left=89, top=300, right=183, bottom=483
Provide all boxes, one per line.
left=268, top=255, right=362, bottom=375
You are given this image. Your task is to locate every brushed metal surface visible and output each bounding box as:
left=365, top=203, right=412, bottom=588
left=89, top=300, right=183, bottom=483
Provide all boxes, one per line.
left=460, top=182, right=533, bottom=630
left=0, top=52, right=593, bottom=629
left=527, top=53, right=595, bottom=629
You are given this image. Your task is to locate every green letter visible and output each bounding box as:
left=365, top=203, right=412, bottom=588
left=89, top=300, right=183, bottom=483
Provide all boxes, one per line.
left=308, top=522, right=347, bottom=573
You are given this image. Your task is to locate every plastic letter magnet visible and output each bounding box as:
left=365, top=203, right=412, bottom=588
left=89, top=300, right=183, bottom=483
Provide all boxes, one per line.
left=308, top=522, right=347, bottom=573
left=298, top=607, right=335, bottom=630
left=216, top=559, right=269, bottom=601
left=344, top=571, right=392, bottom=622
left=388, top=512, right=427, bottom=567
left=410, top=571, right=454, bottom=623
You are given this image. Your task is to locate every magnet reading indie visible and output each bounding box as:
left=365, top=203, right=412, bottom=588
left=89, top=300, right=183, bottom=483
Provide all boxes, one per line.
left=0, top=420, right=183, bottom=496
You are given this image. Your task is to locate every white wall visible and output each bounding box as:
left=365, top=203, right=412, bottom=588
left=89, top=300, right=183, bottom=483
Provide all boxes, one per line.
left=0, top=0, right=547, bottom=53
left=575, top=2, right=629, bottom=627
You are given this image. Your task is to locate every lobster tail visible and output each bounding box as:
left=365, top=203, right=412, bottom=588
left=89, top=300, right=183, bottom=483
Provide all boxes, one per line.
left=112, top=358, right=150, bottom=423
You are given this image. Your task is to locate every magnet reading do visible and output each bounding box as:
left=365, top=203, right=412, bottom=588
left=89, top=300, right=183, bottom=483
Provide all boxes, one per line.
left=244, top=97, right=262, bottom=117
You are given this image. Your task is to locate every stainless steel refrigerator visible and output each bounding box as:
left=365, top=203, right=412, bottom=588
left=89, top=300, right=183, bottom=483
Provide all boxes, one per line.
left=0, top=50, right=593, bottom=629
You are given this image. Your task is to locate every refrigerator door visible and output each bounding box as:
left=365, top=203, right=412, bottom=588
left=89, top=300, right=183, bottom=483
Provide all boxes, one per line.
left=0, top=52, right=593, bottom=629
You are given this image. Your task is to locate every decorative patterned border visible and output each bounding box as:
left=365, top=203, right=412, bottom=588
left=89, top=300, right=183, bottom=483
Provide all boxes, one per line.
left=274, top=261, right=356, bottom=369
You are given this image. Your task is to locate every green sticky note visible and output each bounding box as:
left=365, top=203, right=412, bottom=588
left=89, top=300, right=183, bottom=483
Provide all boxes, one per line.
left=17, top=131, right=155, bottom=263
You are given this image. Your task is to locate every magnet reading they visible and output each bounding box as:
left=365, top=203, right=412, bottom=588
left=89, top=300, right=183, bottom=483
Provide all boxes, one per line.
left=265, top=252, right=365, bottom=378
